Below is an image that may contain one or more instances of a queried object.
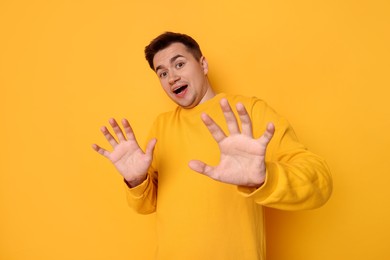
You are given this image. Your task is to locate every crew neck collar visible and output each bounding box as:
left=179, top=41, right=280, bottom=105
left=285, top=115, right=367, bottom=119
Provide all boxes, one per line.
left=176, top=93, right=227, bottom=116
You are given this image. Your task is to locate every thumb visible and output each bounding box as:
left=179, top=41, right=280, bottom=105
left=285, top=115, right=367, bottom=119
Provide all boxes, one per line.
left=145, top=138, right=157, bottom=156
left=188, top=160, right=213, bottom=175
left=259, top=122, right=275, bottom=145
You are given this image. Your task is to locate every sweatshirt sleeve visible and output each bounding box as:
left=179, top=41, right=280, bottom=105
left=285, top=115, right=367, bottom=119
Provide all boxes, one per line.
left=124, top=168, right=158, bottom=214
left=237, top=99, right=333, bottom=210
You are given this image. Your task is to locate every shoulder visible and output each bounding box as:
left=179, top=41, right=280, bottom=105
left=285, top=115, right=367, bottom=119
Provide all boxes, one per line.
left=153, top=108, right=177, bottom=124
left=223, top=93, right=270, bottom=112
left=152, top=105, right=186, bottom=127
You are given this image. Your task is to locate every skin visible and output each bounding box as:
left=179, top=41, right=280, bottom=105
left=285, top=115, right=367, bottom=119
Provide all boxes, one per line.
left=92, top=42, right=275, bottom=188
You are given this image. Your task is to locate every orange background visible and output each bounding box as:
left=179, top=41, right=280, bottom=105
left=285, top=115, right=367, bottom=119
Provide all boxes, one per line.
left=1, top=0, right=389, bottom=259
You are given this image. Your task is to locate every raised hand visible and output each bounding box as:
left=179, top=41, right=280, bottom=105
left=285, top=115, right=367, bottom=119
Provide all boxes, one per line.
left=92, top=118, right=157, bottom=187
left=188, top=98, right=275, bottom=188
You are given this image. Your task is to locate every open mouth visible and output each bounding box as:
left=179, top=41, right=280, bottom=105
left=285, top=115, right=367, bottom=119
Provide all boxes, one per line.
left=173, top=85, right=188, bottom=94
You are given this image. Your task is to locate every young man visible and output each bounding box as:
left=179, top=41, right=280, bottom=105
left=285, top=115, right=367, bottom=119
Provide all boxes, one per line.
left=92, top=32, right=332, bottom=260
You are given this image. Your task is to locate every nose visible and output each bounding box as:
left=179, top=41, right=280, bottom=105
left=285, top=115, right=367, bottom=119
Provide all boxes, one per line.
left=168, top=72, right=180, bottom=85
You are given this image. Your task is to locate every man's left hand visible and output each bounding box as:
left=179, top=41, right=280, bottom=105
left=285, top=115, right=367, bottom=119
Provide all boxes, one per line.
left=188, top=98, right=275, bottom=188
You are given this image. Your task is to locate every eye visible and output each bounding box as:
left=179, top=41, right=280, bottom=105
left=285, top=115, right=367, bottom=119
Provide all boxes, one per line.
left=159, top=71, right=168, bottom=78
left=176, top=62, right=185, bottom=69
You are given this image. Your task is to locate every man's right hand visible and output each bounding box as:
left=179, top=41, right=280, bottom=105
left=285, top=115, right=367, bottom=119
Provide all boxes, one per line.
left=92, top=118, right=157, bottom=187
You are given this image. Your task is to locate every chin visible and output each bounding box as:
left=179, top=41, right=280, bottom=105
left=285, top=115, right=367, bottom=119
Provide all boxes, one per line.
left=179, top=101, right=197, bottom=109
left=169, top=97, right=193, bottom=108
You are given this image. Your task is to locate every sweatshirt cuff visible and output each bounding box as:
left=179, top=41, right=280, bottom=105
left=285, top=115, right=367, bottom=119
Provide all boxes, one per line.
left=124, top=174, right=150, bottom=198
left=237, top=162, right=279, bottom=201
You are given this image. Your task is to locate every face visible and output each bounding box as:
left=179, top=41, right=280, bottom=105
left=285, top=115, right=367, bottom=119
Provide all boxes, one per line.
left=153, top=42, right=214, bottom=109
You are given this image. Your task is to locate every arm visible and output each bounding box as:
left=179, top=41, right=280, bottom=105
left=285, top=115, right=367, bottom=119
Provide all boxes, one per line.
left=238, top=119, right=333, bottom=210
left=92, top=118, right=158, bottom=213
left=189, top=98, right=332, bottom=210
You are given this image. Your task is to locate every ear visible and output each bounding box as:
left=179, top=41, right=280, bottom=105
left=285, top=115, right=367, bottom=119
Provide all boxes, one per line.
left=200, top=56, right=209, bottom=75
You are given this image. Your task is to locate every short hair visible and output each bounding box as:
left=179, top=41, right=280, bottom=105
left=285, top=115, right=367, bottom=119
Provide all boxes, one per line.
left=144, top=32, right=203, bottom=70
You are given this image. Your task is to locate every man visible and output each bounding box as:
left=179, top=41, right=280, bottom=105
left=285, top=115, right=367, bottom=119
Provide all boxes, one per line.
left=92, top=32, right=332, bottom=260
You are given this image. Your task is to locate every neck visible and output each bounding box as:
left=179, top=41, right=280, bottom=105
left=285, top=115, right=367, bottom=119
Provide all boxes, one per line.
left=199, top=79, right=216, bottom=104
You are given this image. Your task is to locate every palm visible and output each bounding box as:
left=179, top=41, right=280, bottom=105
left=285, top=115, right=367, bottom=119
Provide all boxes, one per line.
left=189, top=99, right=274, bottom=187
left=108, top=140, right=152, bottom=180
left=92, top=118, right=156, bottom=186
left=218, top=135, right=266, bottom=180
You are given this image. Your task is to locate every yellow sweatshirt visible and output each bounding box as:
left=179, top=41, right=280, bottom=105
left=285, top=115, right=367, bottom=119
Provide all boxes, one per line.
left=126, top=93, right=332, bottom=260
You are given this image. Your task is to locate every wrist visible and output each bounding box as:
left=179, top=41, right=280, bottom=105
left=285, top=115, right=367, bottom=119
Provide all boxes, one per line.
left=124, top=175, right=147, bottom=188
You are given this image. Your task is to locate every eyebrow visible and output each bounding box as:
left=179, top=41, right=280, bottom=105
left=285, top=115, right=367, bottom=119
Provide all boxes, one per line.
left=155, top=54, right=185, bottom=72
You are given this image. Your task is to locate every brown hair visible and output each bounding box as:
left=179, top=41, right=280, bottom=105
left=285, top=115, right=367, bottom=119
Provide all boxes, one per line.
left=145, top=32, right=203, bottom=70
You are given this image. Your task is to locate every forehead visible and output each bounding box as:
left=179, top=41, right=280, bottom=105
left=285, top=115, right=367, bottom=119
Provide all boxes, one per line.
left=153, top=42, right=193, bottom=70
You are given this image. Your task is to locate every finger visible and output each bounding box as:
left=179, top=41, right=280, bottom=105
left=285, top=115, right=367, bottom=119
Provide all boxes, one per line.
left=100, top=125, right=118, bottom=147
left=188, top=160, right=214, bottom=175
left=258, top=122, right=275, bottom=146
left=91, top=144, right=110, bottom=158
left=145, top=138, right=157, bottom=157
left=109, top=118, right=126, bottom=142
left=236, top=102, right=253, bottom=137
left=220, top=98, right=240, bottom=134
left=121, top=118, right=137, bottom=141
left=108, top=118, right=126, bottom=142
left=201, top=113, right=226, bottom=143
